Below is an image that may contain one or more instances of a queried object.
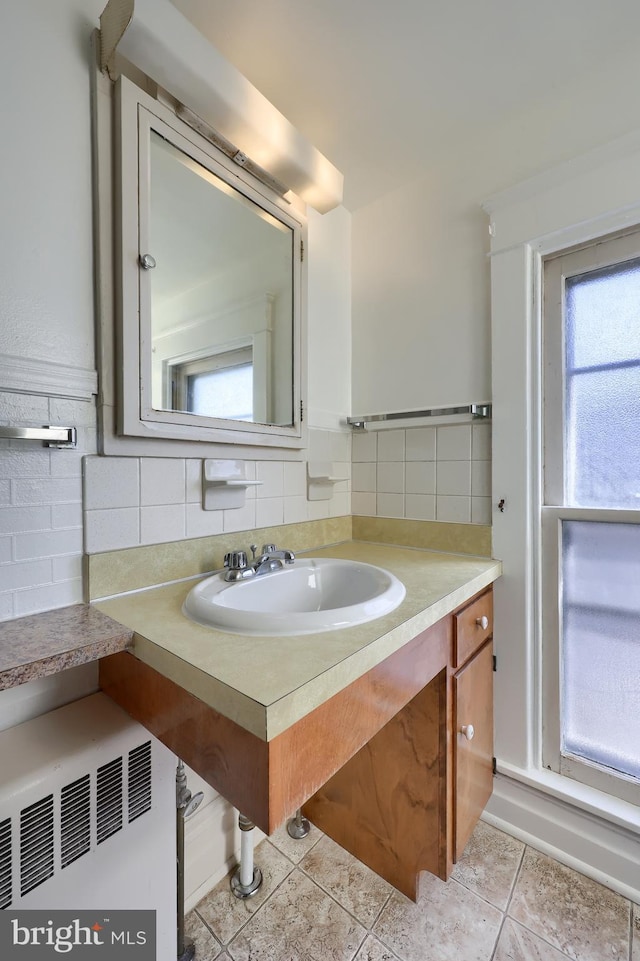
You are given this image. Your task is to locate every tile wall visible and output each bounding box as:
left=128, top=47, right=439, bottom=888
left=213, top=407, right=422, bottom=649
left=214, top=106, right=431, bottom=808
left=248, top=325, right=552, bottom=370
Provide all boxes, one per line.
left=351, top=422, right=492, bottom=525
left=0, top=390, right=95, bottom=619
left=83, top=429, right=351, bottom=555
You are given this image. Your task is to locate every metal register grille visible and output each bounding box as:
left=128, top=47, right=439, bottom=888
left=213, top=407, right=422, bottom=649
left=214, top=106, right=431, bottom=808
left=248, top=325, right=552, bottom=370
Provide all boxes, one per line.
left=1, top=740, right=152, bottom=907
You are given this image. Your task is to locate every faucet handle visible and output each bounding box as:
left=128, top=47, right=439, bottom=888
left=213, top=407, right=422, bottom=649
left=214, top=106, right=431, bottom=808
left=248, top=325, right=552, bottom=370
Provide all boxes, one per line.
left=224, top=550, right=249, bottom=570
left=261, top=543, right=277, bottom=554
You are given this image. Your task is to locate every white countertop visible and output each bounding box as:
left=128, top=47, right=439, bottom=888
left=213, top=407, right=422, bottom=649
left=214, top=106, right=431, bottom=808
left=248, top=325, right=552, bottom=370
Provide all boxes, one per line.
left=95, top=541, right=501, bottom=741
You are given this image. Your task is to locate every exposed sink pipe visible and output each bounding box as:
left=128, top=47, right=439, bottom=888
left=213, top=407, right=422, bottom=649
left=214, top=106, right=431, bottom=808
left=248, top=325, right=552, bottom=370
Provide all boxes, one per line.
left=230, top=814, right=263, bottom=899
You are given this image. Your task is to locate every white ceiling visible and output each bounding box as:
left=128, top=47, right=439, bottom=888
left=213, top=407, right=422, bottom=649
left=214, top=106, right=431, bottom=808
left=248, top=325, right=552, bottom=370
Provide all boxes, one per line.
left=170, top=0, right=640, bottom=210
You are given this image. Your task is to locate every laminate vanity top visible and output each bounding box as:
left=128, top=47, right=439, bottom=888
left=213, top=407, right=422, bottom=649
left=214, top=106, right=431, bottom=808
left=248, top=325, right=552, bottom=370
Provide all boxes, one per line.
left=94, top=542, right=501, bottom=741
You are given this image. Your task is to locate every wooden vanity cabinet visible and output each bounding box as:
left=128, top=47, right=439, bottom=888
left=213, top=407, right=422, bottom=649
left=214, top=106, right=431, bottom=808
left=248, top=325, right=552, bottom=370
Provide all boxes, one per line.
left=453, top=589, right=494, bottom=861
left=304, top=586, right=495, bottom=896
left=100, top=585, right=495, bottom=902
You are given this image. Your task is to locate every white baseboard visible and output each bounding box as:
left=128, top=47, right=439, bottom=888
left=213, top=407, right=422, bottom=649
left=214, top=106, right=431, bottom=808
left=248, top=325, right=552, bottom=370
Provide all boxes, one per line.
left=485, top=771, right=640, bottom=904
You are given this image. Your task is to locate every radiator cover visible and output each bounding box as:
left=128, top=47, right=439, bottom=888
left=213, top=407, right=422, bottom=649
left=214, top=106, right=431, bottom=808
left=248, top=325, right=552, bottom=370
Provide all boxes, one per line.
left=0, top=692, right=176, bottom=960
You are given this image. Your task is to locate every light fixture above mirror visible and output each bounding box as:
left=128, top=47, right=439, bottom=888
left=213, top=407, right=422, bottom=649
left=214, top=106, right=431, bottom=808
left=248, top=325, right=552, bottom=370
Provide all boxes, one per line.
left=99, top=0, right=343, bottom=213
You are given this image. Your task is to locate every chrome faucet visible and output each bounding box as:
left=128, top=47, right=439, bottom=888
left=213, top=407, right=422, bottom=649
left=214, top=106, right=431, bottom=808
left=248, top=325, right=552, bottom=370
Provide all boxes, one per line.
left=253, top=544, right=295, bottom=575
left=223, top=544, right=295, bottom=581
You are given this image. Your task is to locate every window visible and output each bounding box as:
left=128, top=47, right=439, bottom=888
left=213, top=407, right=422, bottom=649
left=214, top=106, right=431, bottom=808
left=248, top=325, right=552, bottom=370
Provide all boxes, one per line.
left=169, top=347, right=254, bottom=421
left=542, top=230, right=640, bottom=802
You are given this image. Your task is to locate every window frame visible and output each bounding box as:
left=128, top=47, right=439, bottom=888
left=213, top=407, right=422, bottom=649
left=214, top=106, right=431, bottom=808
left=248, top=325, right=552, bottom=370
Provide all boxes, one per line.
left=541, top=228, right=640, bottom=804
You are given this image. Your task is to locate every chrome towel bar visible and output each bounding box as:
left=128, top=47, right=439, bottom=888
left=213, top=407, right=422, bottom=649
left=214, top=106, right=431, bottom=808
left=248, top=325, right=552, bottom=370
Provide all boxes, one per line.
left=347, top=403, right=491, bottom=430
left=0, top=426, right=77, bottom=448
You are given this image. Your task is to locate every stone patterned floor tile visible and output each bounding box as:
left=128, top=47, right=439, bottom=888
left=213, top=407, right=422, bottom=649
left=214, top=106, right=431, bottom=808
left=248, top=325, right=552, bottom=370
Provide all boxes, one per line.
left=300, top=834, right=393, bottom=928
left=184, top=910, right=223, bottom=960
left=227, top=867, right=367, bottom=961
left=452, top=820, right=525, bottom=910
left=633, top=904, right=639, bottom=961
left=268, top=819, right=324, bottom=863
left=353, top=933, right=403, bottom=960
left=508, top=848, right=630, bottom=961
left=373, top=872, right=502, bottom=961
left=494, top=918, right=574, bottom=961
left=195, top=840, right=294, bottom=945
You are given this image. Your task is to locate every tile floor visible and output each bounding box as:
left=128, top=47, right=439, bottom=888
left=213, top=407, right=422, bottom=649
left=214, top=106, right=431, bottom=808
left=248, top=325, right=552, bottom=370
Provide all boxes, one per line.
left=186, top=819, right=639, bottom=961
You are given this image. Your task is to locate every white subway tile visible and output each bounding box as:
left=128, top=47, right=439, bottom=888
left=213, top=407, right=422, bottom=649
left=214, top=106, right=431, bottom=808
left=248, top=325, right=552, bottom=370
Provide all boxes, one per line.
left=12, top=477, right=82, bottom=506
left=307, top=428, right=331, bottom=461
left=256, top=461, right=284, bottom=498
left=0, top=450, right=50, bottom=479
left=405, top=427, right=436, bottom=461
left=52, top=503, right=82, bottom=529
left=330, top=431, right=351, bottom=461
left=141, top=458, right=186, bottom=506
left=141, top=505, right=186, bottom=545
left=0, top=481, right=9, bottom=505
left=223, top=500, right=256, bottom=533
left=352, top=462, right=376, bottom=493
left=472, top=423, right=492, bottom=460
left=351, top=492, right=376, bottom=515
left=0, top=390, right=50, bottom=421
left=83, top=456, right=139, bottom=510
left=377, top=493, right=404, bottom=517
left=186, top=460, right=203, bottom=504
left=436, top=495, right=471, bottom=523
left=256, top=497, right=284, bottom=528
left=472, top=496, right=493, bottom=525
left=0, top=594, right=13, bottom=621
left=283, top=496, right=309, bottom=525
left=14, top=529, right=83, bottom=560
left=0, top=536, right=11, bottom=563
left=49, top=396, right=97, bottom=428
left=437, top=460, right=472, bottom=496
left=186, top=504, right=224, bottom=538
left=0, top=559, right=52, bottom=591
left=377, top=462, right=404, bottom=494
left=53, top=555, right=83, bottom=582
left=330, top=492, right=350, bottom=517
left=405, top=494, right=436, bottom=520
left=405, top=461, right=436, bottom=495
left=352, top=431, right=377, bottom=462
left=84, top=507, right=140, bottom=553
left=0, top=506, right=52, bottom=534
left=377, top=430, right=405, bottom=462
left=436, top=425, right=472, bottom=461
left=471, top=460, right=492, bottom=497
left=14, top=579, right=83, bottom=618
left=49, top=450, right=85, bottom=479
left=284, top=461, right=306, bottom=497
left=307, top=500, right=330, bottom=520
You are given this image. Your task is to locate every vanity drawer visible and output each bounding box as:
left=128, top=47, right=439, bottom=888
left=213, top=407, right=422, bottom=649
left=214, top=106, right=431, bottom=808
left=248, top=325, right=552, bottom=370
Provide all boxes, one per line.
left=454, top=589, right=493, bottom=668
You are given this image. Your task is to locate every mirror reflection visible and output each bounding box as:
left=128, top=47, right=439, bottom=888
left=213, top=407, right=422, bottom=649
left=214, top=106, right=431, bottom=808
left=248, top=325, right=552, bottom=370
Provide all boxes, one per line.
left=149, top=131, right=294, bottom=427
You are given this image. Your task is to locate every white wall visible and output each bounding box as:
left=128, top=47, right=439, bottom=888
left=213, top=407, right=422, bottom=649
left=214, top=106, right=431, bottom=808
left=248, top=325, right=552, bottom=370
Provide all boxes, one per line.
left=351, top=47, right=640, bottom=416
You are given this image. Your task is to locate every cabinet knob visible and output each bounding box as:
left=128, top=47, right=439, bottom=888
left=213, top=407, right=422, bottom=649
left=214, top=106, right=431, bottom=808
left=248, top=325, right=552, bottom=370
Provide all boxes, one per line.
left=139, top=253, right=157, bottom=270
left=461, top=724, right=475, bottom=741
left=476, top=615, right=489, bottom=630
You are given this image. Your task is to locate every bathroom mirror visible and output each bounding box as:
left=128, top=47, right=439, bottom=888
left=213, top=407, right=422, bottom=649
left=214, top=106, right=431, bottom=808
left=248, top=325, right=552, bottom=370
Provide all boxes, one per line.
left=115, top=78, right=307, bottom=448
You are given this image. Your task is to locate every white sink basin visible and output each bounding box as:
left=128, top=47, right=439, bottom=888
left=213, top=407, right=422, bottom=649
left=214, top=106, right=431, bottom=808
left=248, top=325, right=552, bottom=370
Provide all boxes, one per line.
left=182, top=557, right=406, bottom=635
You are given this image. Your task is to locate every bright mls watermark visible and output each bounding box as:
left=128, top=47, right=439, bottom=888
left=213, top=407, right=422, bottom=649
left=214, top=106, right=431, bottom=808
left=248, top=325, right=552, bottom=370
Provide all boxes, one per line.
left=0, top=911, right=156, bottom=959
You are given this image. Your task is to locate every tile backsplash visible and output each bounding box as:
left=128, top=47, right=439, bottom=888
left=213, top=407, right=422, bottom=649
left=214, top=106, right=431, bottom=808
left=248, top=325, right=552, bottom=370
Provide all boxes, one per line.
left=351, top=423, right=491, bottom=525
left=83, top=429, right=351, bottom=554
left=0, top=390, right=96, bottom=619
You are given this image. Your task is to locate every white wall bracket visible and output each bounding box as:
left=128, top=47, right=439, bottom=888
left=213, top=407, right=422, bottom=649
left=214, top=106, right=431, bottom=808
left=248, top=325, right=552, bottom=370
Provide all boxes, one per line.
left=202, top=460, right=261, bottom=510
left=307, top=461, right=348, bottom=501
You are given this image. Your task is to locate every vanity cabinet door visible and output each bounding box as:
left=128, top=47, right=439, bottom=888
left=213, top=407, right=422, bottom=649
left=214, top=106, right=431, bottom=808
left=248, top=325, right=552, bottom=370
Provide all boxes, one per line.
left=453, top=638, right=493, bottom=861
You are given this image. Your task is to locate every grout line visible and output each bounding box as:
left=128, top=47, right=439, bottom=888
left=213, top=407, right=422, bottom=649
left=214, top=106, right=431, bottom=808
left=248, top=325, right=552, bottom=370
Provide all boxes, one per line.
left=503, top=839, right=527, bottom=916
